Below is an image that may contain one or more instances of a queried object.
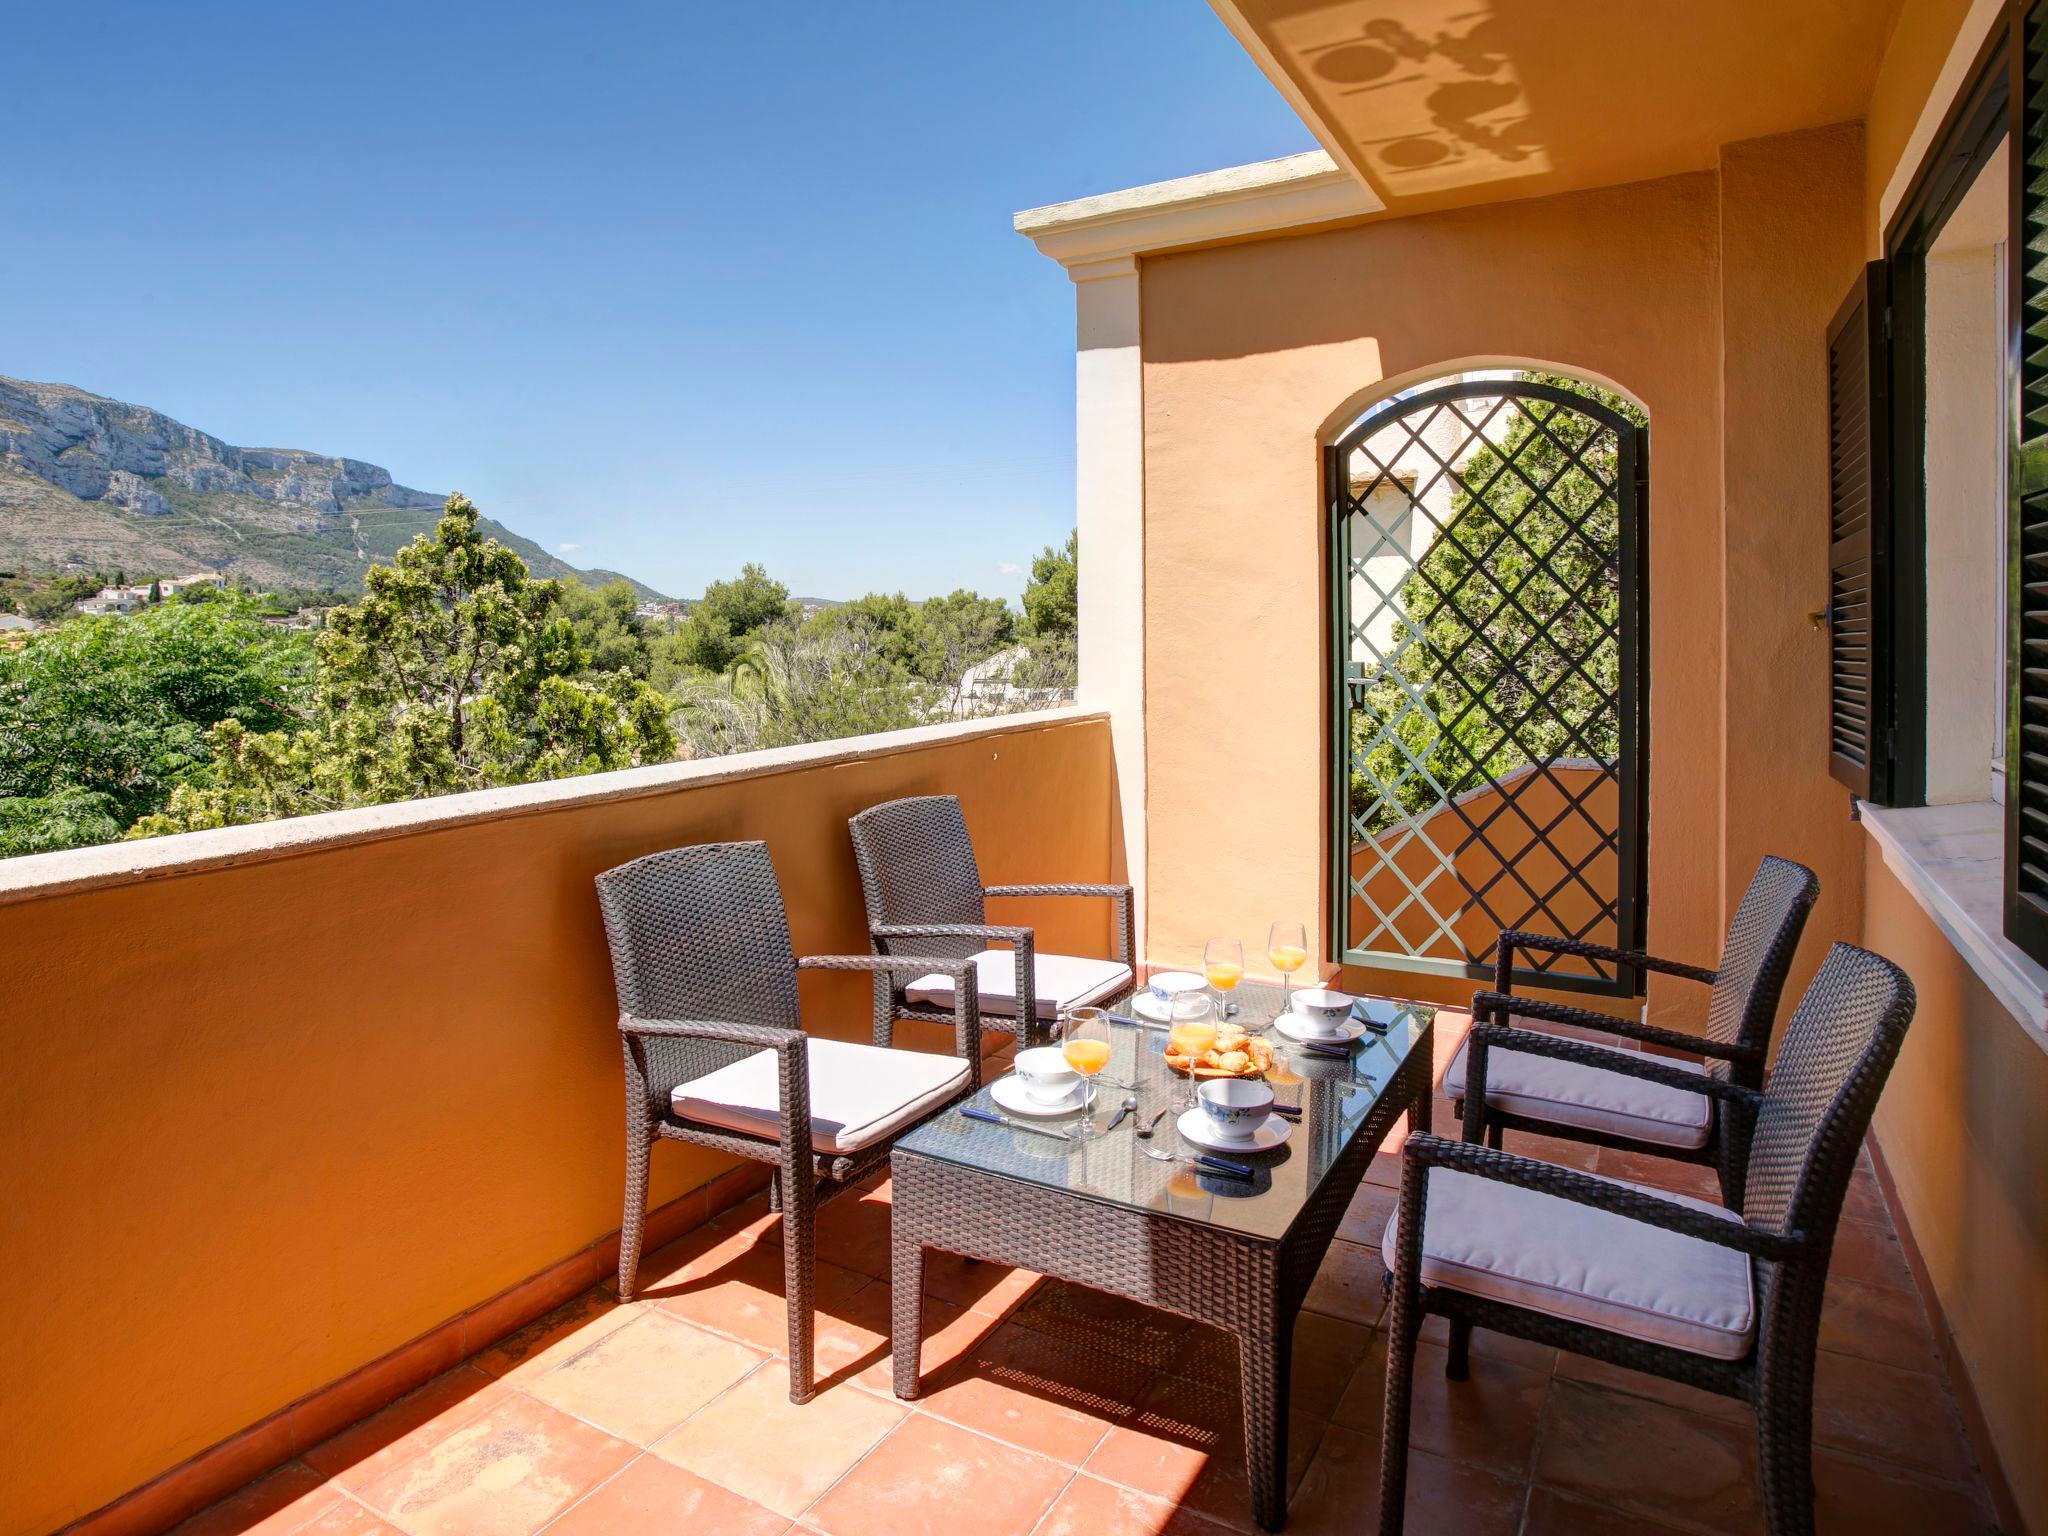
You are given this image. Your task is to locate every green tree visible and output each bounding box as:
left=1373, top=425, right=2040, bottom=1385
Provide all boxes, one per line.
left=1351, top=374, right=1641, bottom=831
left=560, top=577, right=653, bottom=677
left=132, top=495, right=675, bottom=834
left=656, top=563, right=793, bottom=679
left=670, top=621, right=926, bottom=755
left=1022, top=531, right=1077, bottom=637
left=0, top=600, right=314, bottom=854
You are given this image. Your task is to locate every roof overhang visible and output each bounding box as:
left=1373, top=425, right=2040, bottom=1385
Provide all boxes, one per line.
left=1205, top=0, right=1904, bottom=218
left=1013, top=150, right=1381, bottom=276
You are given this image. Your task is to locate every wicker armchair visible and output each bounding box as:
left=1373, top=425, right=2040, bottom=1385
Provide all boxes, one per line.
left=595, top=840, right=984, bottom=1403
left=1380, top=942, right=1916, bottom=1536
left=847, top=794, right=1135, bottom=1050
left=1449, top=854, right=1820, bottom=1206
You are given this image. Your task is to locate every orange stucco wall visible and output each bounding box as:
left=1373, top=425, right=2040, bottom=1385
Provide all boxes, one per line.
left=1138, top=131, right=1869, bottom=1026
left=1863, top=843, right=2048, bottom=1535
left=0, top=713, right=1117, bottom=1536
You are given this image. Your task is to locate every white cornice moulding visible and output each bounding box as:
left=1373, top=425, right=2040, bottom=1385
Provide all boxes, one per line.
left=1014, top=151, right=1382, bottom=272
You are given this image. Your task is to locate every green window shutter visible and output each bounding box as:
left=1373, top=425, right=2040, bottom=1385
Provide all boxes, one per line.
left=1825, top=262, right=1891, bottom=799
left=2007, top=0, right=2048, bottom=962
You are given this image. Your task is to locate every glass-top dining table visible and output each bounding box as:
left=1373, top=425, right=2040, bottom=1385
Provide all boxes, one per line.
left=890, top=980, right=1436, bottom=1531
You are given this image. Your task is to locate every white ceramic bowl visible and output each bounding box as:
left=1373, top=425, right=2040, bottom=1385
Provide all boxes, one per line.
left=1013, top=1045, right=1082, bottom=1105
left=1197, top=1077, right=1275, bottom=1140
left=1290, top=987, right=1355, bottom=1037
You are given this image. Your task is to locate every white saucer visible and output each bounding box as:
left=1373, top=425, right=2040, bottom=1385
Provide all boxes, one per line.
left=1273, top=1013, right=1367, bottom=1045
left=1132, top=970, right=1210, bottom=1023
left=991, top=1075, right=1096, bottom=1118
left=1177, top=1106, right=1291, bottom=1153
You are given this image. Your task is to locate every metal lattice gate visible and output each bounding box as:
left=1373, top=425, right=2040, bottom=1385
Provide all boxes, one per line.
left=1326, top=377, right=1647, bottom=996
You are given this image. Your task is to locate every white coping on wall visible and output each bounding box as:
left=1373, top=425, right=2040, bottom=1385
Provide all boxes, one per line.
left=1860, top=801, right=2048, bottom=1051
left=0, top=707, right=1107, bottom=910
left=1013, top=151, right=1381, bottom=269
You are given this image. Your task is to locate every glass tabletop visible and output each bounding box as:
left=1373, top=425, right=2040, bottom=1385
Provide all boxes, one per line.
left=895, top=980, right=1433, bottom=1243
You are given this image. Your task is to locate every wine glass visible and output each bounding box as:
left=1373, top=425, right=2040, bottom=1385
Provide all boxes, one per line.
left=1204, top=937, right=1244, bottom=1019
left=1167, top=991, right=1217, bottom=1110
left=1268, top=921, right=1308, bottom=1012
left=1061, top=1007, right=1114, bottom=1138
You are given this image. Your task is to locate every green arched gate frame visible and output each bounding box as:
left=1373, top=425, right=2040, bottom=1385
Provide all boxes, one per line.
left=1326, top=378, right=1649, bottom=997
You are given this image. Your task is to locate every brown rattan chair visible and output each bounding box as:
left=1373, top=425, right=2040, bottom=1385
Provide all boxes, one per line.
left=1448, top=854, right=1820, bottom=1207
left=847, top=794, right=1135, bottom=1050
left=1380, top=941, right=1916, bottom=1536
left=596, top=839, right=983, bottom=1402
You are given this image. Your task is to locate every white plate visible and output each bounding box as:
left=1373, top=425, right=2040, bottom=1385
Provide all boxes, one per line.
left=1274, top=1013, right=1367, bottom=1044
left=991, top=1075, right=1095, bottom=1118
left=1177, top=1106, right=1291, bottom=1153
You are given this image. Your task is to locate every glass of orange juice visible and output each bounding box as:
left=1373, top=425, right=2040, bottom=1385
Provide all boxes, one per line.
left=1061, top=1007, right=1114, bottom=1137
left=1167, top=991, right=1217, bottom=1109
left=1204, top=937, right=1244, bottom=1018
left=1268, top=920, right=1308, bottom=1011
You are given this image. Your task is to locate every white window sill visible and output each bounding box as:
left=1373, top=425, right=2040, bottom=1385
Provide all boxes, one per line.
left=1859, top=801, right=2048, bottom=1048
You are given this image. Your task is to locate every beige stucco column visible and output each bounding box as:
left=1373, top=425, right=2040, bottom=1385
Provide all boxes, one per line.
left=1015, top=153, right=1381, bottom=961
left=1070, top=253, right=1149, bottom=944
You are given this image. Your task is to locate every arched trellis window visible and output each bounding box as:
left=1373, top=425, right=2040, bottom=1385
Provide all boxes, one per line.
left=1326, top=373, right=1649, bottom=996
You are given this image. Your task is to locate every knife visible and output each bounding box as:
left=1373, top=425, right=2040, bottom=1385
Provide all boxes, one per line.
left=961, top=1105, right=1075, bottom=1142
left=1107, top=1011, right=1164, bottom=1030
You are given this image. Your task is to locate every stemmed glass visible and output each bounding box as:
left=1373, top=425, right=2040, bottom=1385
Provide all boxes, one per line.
left=1167, top=991, right=1217, bottom=1111
left=1061, top=1007, right=1114, bottom=1138
left=1204, top=937, right=1244, bottom=1019
left=1268, top=921, right=1307, bottom=1012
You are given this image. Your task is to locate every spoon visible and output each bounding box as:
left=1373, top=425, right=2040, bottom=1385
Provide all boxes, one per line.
left=1135, top=1105, right=1172, bottom=1138
left=1104, top=1095, right=1137, bottom=1133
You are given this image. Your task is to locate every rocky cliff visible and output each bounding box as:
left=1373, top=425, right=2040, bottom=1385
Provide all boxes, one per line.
left=0, top=376, right=665, bottom=598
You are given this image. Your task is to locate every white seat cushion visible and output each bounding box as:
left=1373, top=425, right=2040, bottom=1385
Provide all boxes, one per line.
left=1443, top=1028, right=1712, bottom=1150
left=905, top=949, right=1133, bottom=1021
left=1383, top=1168, right=1755, bottom=1360
left=670, top=1036, right=971, bottom=1154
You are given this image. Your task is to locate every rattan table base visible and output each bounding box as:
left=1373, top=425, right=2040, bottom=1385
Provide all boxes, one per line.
left=890, top=1024, right=1433, bottom=1531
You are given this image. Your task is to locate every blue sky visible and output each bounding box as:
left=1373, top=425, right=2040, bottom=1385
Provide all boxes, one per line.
left=6, top=2, right=1311, bottom=602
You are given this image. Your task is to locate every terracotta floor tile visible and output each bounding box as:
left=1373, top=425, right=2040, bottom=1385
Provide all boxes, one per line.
left=542, top=1454, right=790, bottom=1536
left=1818, top=1276, right=1942, bottom=1374
left=1336, top=1183, right=1398, bottom=1249
left=1812, top=1446, right=1999, bottom=1534
left=655, top=1245, right=872, bottom=1357
left=294, top=1498, right=407, bottom=1536
left=916, top=1251, right=1045, bottom=1317
left=805, top=1416, right=1070, bottom=1536
left=1365, top=1152, right=1403, bottom=1189
left=1591, top=1148, right=1724, bottom=1202
left=1811, top=1350, right=1977, bottom=1484
left=811, top=1187, right=895, bottom=1282
left=1522, top=1487, right=1697, bottom=1536
left=1828, top=1217, right=1916, bottom=1294
left=793, top=1277, right=899, bottom=1389
left=1302, top=1239, right=1389, bottom=1329
left=1083, top=1374, right=1323, bottom=1533
left=1332, top=1337, right=1548, bottom=1480
left=300, top=1367, right=507, bottom=1492
left=525, top=1312, right=764, bottom=1445
left=1011, top=1280, right=1191, bottom=1372
left=1415, top=1315, right=1556, bottom=1374
left=357, top=1391, right=635, bottom=1536
left=851, top=1288, right=992, bottom=1395
left=1031, top=1474, right=1238, bottom=1536
left=1285, top=1430, right=1521, bottom=1536
left=1533, top=1377, right=1762, bottom=1535
left=915, top=1320, right=1146, bottom=1465
left=1162, top=1312, right=1373, bottom=1425
left=1550, top=1350, right=1747, bottom=1424
left=166, top=1462, right=341, bottom=1536
left=470, top=1290, right=642, bottom=1385
left=650, top=1362, right=905, bottom=1518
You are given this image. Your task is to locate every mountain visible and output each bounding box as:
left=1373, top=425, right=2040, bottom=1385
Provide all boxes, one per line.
left=0, top=376, right=667, bottom=600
